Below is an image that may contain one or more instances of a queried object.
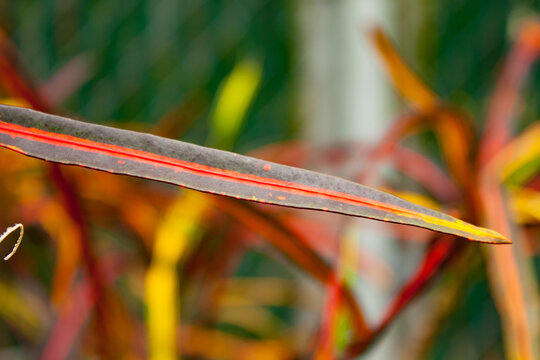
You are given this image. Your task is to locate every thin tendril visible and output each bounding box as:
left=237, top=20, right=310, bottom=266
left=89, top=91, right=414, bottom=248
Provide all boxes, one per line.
left=0, top=223, right=24, bottom=261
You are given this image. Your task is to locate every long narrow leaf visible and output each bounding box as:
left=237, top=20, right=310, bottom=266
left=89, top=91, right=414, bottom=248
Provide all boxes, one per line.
left=479, top=20, right=540, bottom=166
left=370, top=27, right=438, bottom=112
left=0, top=105, right=507, bottom=244
left=213, top=198, right=371, bottom=339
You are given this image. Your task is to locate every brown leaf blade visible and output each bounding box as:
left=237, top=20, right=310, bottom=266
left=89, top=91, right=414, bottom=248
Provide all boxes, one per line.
left=0, top=105, right=508, bottom=244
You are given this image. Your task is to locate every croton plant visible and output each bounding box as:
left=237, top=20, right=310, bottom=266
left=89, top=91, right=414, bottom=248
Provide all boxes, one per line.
left=0, top=19, right=539, bottom=360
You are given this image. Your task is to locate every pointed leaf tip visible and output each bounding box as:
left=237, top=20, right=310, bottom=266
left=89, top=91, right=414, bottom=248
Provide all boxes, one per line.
left=0, top=105, right=509, bottom=245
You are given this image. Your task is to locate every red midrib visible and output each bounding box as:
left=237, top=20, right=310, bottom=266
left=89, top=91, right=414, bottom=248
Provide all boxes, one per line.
left=0, top=120, right=424, bottom=220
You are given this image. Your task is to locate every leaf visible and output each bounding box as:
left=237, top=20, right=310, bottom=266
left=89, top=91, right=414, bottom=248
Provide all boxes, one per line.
left=377, top=235, right=455, bottom=332
left=370, top=27, right=438, bottom=113
left=42, top=255, right=126, bottom=360
left=209, top=58, right=262, bottom=150
left=213, top=198, right=371, bottom=340
left=390, top=145, right=461, bottom=203
left=146, top=191, right=208, bottom=360
left=0, top=105, right=508, bottom=244
left=510, top=187, right=540, bottom=224
left=478, top=173, right=539, bottom=360
left=493, top=122, right=540, bottom=186
left=370, top=29, right=475, bottom=189
left=38, top=54, right=92, bottom=108
left=346, top=235, right=456, bottom=357
left=0, top=30, right=52, bottom=112
left=0, top=279, right=44, bottom=341
left=180, top=324, right=294, bottom=360
left=479, top=20, right=540, bottom=166
left=477, top=21, right=540, bottom=360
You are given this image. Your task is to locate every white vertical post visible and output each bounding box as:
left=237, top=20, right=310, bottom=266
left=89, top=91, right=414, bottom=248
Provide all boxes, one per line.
left=296, top=1, right=405, bottom=359
left=296, top=0, right=392, bottom=143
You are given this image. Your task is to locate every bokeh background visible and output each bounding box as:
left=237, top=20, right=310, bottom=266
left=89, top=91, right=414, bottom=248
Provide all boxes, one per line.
left=1, top=1, right=539, bottom=359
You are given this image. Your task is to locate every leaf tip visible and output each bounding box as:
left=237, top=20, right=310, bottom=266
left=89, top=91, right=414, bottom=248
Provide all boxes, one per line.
left=469, top=227, right=511, bottom=244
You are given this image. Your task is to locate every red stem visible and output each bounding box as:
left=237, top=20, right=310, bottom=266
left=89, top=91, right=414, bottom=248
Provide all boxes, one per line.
left=48, top=164, right=110, bottom=359
left=344, top=235, right=457, bottom=358
left=0, top=36, right=110, bottom=359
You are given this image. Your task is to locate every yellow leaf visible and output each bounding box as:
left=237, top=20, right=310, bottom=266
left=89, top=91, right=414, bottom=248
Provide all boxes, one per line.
left=0, top=97, right=32, bottom=108
left=510, top=187, right=540, bottom=223
left=495, top=122, right=540, bottom=185
left=210, top=58, right=262, bottom=149
left=145, top=190, right=209, bottom=360
left=370, top=28, right=438, bottom=113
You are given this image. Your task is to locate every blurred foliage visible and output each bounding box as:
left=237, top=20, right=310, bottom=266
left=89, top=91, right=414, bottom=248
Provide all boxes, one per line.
left=417, top=0, right=540, bottom=129
left=0, top=1, right=540, bottom=360
left=2, top=0, right=295, bottom=152
left=412, top=2, right=540, bottom=359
